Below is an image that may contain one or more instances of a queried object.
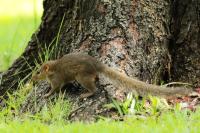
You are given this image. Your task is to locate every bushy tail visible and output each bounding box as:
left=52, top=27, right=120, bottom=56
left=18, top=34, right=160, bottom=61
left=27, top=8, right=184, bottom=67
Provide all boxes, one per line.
left=97, top=64, right=191, bottom=97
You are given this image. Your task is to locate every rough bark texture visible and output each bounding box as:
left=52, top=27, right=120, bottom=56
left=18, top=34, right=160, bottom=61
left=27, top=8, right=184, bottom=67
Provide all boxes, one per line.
left=0, top=0, right=199, bottom=121
left=170, top=0, right=200, bottom=86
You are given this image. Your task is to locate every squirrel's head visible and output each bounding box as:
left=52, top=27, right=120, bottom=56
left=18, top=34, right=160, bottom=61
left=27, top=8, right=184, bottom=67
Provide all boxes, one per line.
left=32, top=62, right=52, bottom=81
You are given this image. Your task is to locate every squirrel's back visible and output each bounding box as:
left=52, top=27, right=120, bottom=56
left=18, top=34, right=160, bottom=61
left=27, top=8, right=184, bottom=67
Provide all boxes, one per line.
left=60, top=53, right=192, bottom=97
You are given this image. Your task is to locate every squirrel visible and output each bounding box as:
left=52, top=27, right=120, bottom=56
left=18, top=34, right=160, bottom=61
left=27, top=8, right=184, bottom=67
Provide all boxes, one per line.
left=32, top=53, right=192, bottom=98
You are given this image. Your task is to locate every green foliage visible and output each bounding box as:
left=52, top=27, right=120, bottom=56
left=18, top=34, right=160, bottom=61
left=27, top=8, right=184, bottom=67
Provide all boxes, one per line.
left=0, top=0, right=42, bottom=71
left=37, top=12, right=66, bottom=63
left=0, top=83, right=71, bottom=124
left=104, top=93, right=137, bottom=116
left=0, top=108, right=199, bottom=133
left=104, top=93, right=173, bottom=118
left=37, top=93, right=71, bottom=123
left=0, top=83, right=32, bottom=120
left=1, top=84, right=199, bottom=132
left=32, top=13, right=66, bottom=78
left=0, top=16, right=40, bottom=71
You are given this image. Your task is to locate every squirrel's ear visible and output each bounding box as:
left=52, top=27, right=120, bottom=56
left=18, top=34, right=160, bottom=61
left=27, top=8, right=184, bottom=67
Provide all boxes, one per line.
left=43, top=64, right=49, bottom=72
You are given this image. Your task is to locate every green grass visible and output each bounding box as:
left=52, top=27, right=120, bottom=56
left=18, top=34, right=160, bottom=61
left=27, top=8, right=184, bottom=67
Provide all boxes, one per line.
left=0, top=0, right=42, bottom=71
left=0, top=108, right=199, bottom=133
left=0, top=84, right=199, bottom=133
left=0, top=16, right=41, bottom=70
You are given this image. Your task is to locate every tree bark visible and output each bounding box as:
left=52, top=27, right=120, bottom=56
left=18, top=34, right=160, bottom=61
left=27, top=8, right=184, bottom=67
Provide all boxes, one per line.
left=170, top=0, right=200, bottom=86
left=0, top=0, right=199, bottom=121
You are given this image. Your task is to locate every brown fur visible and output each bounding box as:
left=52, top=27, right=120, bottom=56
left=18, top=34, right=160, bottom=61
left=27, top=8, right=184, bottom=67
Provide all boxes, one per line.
left=32, top=53, right=192, bottom=98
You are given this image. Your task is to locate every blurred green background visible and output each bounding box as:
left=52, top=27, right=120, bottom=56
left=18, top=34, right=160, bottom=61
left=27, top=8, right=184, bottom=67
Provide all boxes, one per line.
left=0, top=0, right=43, bottom=71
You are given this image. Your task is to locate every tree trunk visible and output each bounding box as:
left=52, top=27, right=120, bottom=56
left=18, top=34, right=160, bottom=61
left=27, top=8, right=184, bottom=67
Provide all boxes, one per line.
left=170, top=0, right=200, bottom=86
left=0, top=0, right=199, bottom=121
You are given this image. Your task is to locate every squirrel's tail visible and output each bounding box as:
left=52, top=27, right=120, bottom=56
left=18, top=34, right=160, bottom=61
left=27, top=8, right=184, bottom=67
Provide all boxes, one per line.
left=97, top=63, right=191, bottom=97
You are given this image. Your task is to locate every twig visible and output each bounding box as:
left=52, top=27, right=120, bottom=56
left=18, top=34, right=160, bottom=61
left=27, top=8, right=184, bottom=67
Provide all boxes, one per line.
left=163, top=82, right=194, bottom=87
